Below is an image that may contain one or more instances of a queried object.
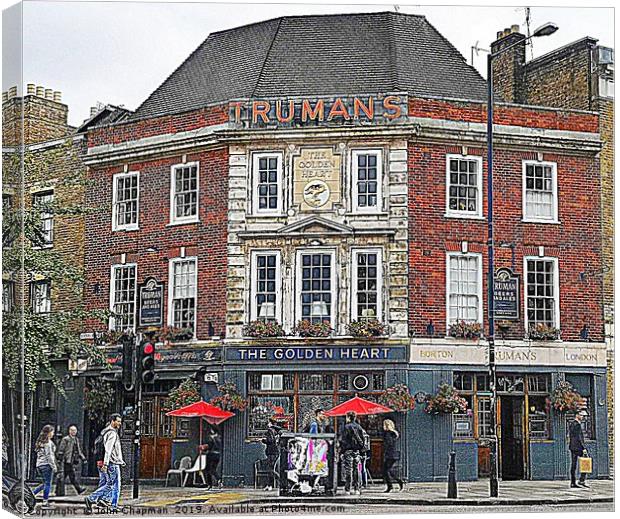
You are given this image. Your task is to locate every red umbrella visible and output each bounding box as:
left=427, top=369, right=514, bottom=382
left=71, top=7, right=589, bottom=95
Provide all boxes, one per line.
left=324, top=395, right=393, bottom=416
left=166, top=400, right=234, bottom=445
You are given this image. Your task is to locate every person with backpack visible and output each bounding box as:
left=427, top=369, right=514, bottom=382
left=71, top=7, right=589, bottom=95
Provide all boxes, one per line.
left=32, top=425, right=57, bottom=507
left=382, top=419, right=404, bottom=493
left=84, top=414, right=124, bottom=514
left=339, top=411, right=366, bottom=495
left=261, top=417, right=282, bottom=491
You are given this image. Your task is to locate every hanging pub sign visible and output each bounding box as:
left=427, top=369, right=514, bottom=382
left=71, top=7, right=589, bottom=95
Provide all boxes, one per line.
left=138, top=277, right=164, bottom=327
left=494, top=268, right=520, bottom=320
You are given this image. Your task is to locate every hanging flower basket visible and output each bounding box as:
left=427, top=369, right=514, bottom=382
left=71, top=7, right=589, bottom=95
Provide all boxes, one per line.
left=528, top=323, right=560, bottom=341
left=162, top=379, right=201, bottom=413
left=84, top=379, right=115, bottom=424
left=424, top=383, right=468, bottom=415
left=347, top=319, right=388, bottom=338
left=243, top=320, right=285, bottom=338
left=378, top=384, right=416, bottom=412
left=448, top=321, right=482, bottom=339
left=209, top=381, right=249, bottom=412
left=292, top=320, right=333, bottom=338
left=551, top=381, right=583, bottom=412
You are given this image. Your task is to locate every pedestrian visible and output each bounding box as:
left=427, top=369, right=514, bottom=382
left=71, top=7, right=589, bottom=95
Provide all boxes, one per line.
left=339, top=411, right=366, bottom=495
left=33, top=424, right=57, bottom=507
left=569, top=410, right=589, bottom=488
left=382, top=419, right=404, bottom=493
left=305, top=409, right=334, bottom=434
left=56, top=425, right=86, bottom=495
left=84, top=413, right=124, bottom=514
left=204, top=429, right=221, bottom=490
left=262, top=417, right=281, bottom=491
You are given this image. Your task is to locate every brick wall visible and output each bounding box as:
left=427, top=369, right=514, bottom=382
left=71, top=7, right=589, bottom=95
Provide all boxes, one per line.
left=599, top=98, right=614, bottom=323
left=83, top=147, right=229, bottom=339
left=490, top=30, right=526, bottom=104
left=407, top=142, right=604, bottom=342
left=408, top=97, right=599, bottom=133
left=87, top=105, right=228, bottom=148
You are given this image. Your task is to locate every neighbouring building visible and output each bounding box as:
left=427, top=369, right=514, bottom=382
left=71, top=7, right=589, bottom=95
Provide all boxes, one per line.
left=491, top=25, right=614, bottom=474
left=81, top=11, right=609, bottom=484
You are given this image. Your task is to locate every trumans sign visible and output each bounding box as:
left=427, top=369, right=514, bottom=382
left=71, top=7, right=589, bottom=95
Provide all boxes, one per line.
left=494, top=268, right=520, bottom=320
left=293, top=147, right=341, bottom=211
left=138, top=277, right=164, bottom=327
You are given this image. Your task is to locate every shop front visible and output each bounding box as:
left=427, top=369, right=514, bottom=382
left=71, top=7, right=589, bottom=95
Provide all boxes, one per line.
left=407, top=340, right=609, bottom=482
left=220, top=341, right=408, bottom=486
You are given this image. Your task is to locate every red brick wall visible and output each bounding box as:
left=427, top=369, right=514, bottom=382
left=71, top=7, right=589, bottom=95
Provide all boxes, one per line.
left=408, top=97, right=599, bottom=133
left=87, top=105, right=228, bottom=147
left=408, top=142, right=604, bottom=342
left=84, top=147, right=229, bottom=338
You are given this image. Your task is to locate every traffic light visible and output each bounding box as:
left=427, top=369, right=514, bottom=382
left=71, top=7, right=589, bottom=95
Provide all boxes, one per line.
left=121, top=334, right=134, bottom=391
left=140, top=340, right=156, bottom=384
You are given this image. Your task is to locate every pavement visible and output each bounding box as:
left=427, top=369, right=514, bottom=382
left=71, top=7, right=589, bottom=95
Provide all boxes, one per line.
left=44, top=479, right=613, bottom=509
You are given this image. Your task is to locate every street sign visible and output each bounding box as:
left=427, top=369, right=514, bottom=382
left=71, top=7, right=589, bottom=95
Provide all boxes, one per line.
left=138, top=277, right=164, bottom=327
left=493, top=268, right=520, bottom=320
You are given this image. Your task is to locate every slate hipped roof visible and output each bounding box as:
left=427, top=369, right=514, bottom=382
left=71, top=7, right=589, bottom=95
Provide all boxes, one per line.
left=132, top=11, right=487, bottom=120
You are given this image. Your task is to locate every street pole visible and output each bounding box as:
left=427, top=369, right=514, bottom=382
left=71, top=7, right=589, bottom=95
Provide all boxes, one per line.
left=132, top=334, right=142, bottom=499
left=485, top=23, right=558, bottom=498
left=486, top=52, right=499, bottom=499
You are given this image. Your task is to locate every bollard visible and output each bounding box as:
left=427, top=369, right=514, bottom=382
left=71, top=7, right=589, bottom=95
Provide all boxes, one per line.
left=447, top=451, right=457, bottom=498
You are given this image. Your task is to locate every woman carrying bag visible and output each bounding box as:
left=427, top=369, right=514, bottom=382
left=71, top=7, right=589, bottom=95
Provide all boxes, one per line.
left=382, top=419, right=404, bottom=493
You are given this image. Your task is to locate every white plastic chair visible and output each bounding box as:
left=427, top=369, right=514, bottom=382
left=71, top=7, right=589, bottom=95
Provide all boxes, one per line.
left=165, top=456, right=192, bottom=487
left=182, top=454, right=208, bottom=487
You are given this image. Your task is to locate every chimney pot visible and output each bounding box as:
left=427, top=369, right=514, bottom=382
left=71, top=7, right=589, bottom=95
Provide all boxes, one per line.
left=45, top=89, right=53, bottom=100
left=8, top=86, right=17, bottom=99
left=27, top=83, right=35, bottom=95
left=53, top=91, right=61, bottom=102
left=90, top=106, right=98, bottom=117
left=511, top=24, right=520, bottom=33
left=497, top=31, right=503, bottom=39
left=2, top=92, right=8, bottom=102
left=36, top=86, right=45, bottom=97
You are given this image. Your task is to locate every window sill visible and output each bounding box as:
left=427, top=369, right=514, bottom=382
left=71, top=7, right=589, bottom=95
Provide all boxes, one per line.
left=113, top=226, right=139, bottom=233
left=33, top=244, right=54, bottom=250
left=522, top=218, right=560, bottom=225
left=444, top=213, right=485, bottom=221
left=345, top=211, right=389, bottom=217
left=247, top=213, right=287, bottom=218
left=167, top=219, right=200, bottom=227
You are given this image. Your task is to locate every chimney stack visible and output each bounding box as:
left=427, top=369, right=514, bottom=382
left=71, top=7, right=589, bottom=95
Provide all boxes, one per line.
left=491, top=24, right=526, bottom=104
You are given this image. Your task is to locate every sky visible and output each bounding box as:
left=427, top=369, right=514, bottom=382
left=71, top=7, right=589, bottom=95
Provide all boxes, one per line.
left=0, top=0, right=616, bottom=127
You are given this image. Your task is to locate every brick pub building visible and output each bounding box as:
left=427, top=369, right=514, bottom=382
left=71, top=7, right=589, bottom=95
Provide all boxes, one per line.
left=81, top=12, right=609, bottom=483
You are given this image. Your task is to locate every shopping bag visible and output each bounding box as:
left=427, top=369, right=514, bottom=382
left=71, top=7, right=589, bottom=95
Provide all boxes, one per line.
left=578, top=452, right=593, bottom=474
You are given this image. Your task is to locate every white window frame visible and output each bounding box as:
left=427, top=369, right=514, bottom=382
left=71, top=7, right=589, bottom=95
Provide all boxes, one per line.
left=32, top=190, right=54, bottom=248
left=108, top=263, right=138, bottom=332
left=295, top=249, right=337, bottom=328
left=351, top=248, right=383, bottom=322
left=249, top=250, right=282, bottom=323
left=445, top=252, right=483, bottom=328
left=169, top=161, right=200, bottom=225
left=167, top=256, right=198, bottom=334
left=31, top=279, right=52, bottom=314
left=523, top=256, right=560, bottom=333
left=522, top=160, right=559, bottom=223
left=112, top=171, right=140, bottom=231
left=351, top=149, right=383, bottom=213
left=252, top=152, right=284, bottom=215
left=445, top=154, right=483, bottom=219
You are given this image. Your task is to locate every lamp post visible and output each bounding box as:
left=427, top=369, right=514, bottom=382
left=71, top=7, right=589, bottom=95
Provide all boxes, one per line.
left=486, top=22, right=558, bottom=498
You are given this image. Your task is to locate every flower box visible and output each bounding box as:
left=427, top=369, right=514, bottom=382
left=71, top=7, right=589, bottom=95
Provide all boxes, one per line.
left=448, top=321, right=482, bottom=339
left=292, top=320, right=333, bottom=338
left=347, top=319, right=388, bottom=338
left=528, top=323, right=560, bottom=341
left=243, top=320, right=285, bottom=338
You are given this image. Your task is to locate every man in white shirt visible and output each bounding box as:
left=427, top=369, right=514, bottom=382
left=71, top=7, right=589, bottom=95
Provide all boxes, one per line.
left=84, top=414, right=125, bottom=513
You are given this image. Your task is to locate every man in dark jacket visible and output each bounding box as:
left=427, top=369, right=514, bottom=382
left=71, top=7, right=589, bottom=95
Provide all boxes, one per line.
left=568, top=410, right=588, bottom=488
left=305, top=409, right=334, bottom=434
left=262, top=418, right=282, bottom=491
left=56, top=425, right=86, bottom=495
left=339, top=411, right=366, bottom=495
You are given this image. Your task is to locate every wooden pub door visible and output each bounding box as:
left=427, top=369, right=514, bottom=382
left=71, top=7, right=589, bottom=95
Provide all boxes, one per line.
left=140, top=396, right=173, bottom=479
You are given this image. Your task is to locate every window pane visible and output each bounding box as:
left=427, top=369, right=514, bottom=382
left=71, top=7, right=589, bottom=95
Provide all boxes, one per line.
left=255, top=254, right=278, bottom=321
left=300, top=253, right=332, bottom=324
left=111, top=265, right=136, bottom=331
left=447, top=255, right=480, bottom=324
left=33, top=191, right=54, bottom=246
left=115, top=174, right=139, bottom=228
left=173, top=166, right=198, bottom=220
left=447, top=158, right=478, bottom=213
left=526, top=259, right=556, bottom=328
left=355, top=153, right=380, bottom=209
left=256, top=155, right=279, bottom=212
left=171, top=259, right=196, bottom=331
